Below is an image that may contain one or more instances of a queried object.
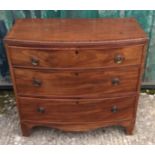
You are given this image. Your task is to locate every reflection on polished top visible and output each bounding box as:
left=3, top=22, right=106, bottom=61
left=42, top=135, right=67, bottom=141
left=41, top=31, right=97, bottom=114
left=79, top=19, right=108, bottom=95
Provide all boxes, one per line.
left=5, top=18, right=147, bottom=46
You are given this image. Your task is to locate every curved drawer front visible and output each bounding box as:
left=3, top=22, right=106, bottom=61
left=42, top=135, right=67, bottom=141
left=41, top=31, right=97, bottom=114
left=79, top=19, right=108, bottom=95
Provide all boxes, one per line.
left=14, top=67, right=139, bottom=97
left=9, top=45, right=143, bottom=69
left=19, top=96, right=135, bottom=123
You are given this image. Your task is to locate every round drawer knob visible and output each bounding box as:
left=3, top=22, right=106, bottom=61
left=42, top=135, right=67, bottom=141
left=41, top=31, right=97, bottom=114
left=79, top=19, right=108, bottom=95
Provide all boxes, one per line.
left=111, top=105, right=118, bottom=113
left=114, top=54, right=124, bottom=64
left=31, top=57, right=39, bottom=66
left=37, top=107, right=45, bottom=113
left=111, top=77, right=120, bottom=86
left=32, top=78, right=42, bottom=87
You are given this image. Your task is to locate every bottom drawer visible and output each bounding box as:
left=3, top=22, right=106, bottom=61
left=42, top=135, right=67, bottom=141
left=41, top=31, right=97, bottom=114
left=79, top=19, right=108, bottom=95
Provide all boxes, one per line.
left=19, top=96, right=136, bottom=123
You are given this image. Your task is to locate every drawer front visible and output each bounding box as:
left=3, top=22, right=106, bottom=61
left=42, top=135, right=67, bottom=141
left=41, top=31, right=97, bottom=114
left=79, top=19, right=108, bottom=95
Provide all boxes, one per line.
left=9, top=45, right=143, bottom=68
left=19, top=96, right=135, bottom=122
left=14, top=67, right=139, bottom=97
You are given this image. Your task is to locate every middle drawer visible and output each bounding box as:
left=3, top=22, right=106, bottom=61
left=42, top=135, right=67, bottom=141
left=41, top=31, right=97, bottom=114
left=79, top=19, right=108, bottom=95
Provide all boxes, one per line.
left=14, top=67, right=139, bottom=97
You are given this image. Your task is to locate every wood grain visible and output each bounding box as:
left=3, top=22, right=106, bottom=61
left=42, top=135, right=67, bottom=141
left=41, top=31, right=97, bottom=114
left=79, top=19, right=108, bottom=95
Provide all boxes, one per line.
left=4, top=18, right=147, bottom=47
left=9, top=45, right=143, bottom=69
left=19, top=96, right=135, bottom=122
left=14, top=67, right=139, bottom=98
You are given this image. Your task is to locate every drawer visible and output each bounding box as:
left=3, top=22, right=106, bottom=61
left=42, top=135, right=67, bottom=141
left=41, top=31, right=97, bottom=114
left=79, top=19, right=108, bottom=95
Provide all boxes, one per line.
left=9, top=45, right=143, bottom=69
left=19, top=96, right=135, bottom=123
left=14, top=67, right=139, bottom=97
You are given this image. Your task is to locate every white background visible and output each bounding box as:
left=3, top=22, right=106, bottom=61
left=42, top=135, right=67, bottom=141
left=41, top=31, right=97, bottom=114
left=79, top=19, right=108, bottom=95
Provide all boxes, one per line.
left=0, top=0, right=155, bottom=10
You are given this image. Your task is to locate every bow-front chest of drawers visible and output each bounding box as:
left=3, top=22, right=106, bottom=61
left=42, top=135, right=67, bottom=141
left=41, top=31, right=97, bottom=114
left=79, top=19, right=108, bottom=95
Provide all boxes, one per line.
left=4, top=18, right=148, bottom=136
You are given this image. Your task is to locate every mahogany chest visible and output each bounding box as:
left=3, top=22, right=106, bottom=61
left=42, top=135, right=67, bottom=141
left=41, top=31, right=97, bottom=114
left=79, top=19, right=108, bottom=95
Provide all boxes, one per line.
left=4, top=18, right=148, bottom=136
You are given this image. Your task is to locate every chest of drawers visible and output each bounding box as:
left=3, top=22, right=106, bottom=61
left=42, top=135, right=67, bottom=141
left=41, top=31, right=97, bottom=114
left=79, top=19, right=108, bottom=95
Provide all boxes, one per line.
left=4, top=18, right=148, bottom=136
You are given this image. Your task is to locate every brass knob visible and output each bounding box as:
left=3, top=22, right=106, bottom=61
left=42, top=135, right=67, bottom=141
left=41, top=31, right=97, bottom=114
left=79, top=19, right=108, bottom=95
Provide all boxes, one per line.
left=112, top=77, right=120, bottom=86
left=31, top=57, right=39, bottom=66
left=114, top=54, right=124, bottom=64
left=111, top=105, right=118, bottom=113
left=37, top=107, right=45, bottom=113
left=32, top=78, right=42, bottom=87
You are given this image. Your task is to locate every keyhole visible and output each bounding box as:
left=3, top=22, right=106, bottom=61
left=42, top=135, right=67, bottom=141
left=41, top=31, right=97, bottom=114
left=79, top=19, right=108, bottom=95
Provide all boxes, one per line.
left=76, top=101, right=79, bottom=104
left=75, top=50, right=79, bottom=55
left=75, top=72, right=79, bottom=76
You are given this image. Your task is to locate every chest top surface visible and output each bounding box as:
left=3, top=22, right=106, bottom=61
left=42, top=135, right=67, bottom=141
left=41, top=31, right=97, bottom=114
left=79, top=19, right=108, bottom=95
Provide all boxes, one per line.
left=5, top=18, right=147, bottom=46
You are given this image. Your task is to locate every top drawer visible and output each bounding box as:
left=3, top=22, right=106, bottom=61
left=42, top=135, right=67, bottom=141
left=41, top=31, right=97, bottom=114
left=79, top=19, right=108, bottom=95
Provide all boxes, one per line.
left=8, top=45, right=143, bottom=69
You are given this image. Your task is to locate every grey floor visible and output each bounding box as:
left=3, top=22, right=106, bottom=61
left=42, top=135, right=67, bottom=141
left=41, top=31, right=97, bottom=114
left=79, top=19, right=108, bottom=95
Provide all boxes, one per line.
left=0, top=93, right=155, bottom=145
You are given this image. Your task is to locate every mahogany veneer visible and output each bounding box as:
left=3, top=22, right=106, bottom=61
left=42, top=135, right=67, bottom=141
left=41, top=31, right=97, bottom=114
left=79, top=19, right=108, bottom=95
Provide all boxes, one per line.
left=4, top=18, right=148, bottom=136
